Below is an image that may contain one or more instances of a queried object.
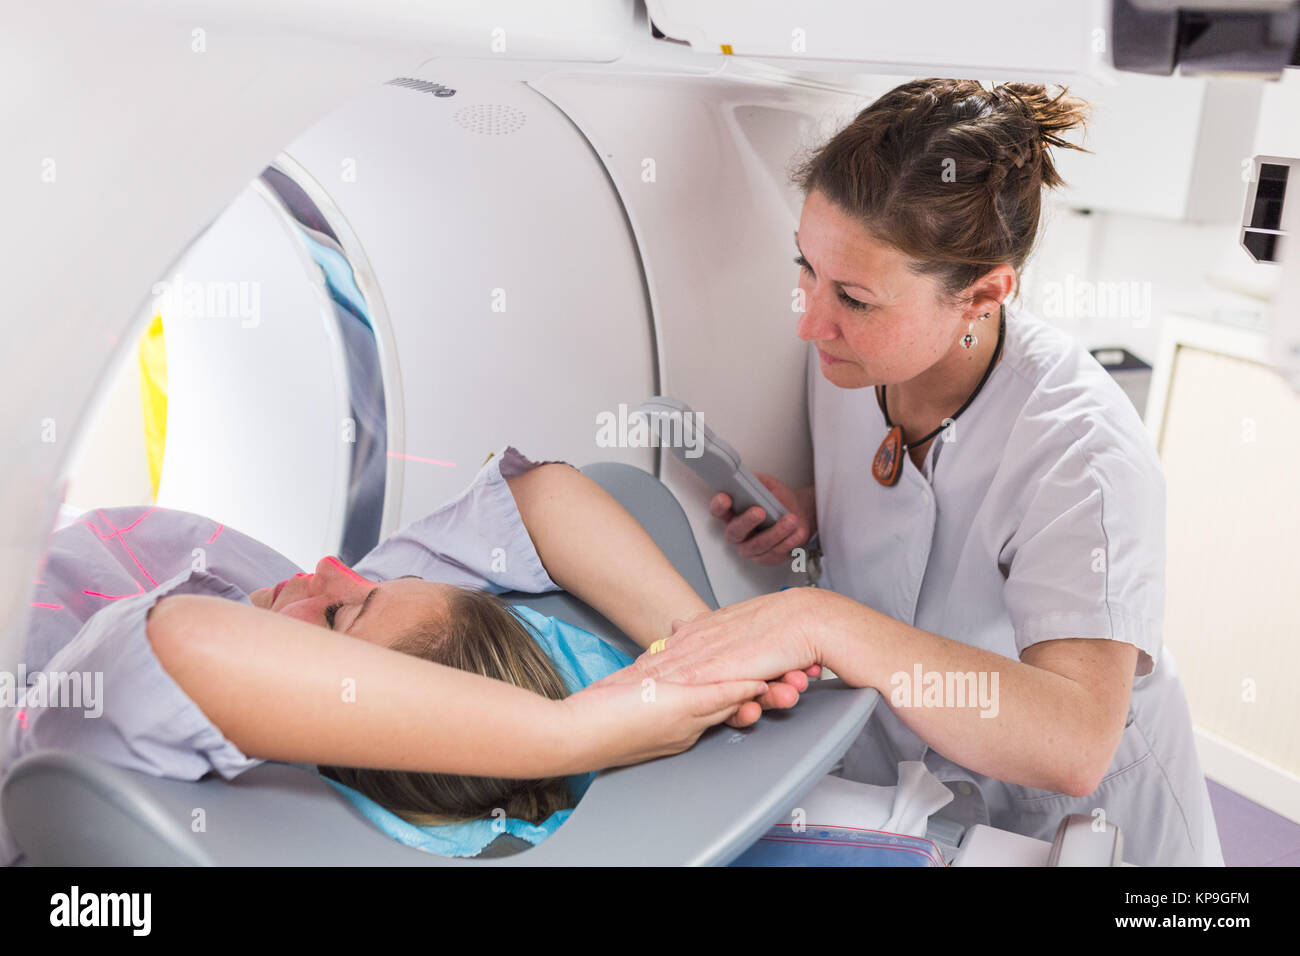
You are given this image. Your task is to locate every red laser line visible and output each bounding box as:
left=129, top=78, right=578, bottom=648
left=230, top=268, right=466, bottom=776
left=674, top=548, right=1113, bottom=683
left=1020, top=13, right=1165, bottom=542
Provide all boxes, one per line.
left=323, top=555, right=367, bottom=583
left=96, top=509, right=158, bottom=587
left=115, top=508, right=161, bottom=534
left=82, top=582, right=145, bottom=600
left=51, top=507, right=222, bottom=604
left=67, top=507, right=159, bottom=540
left=386, top=452, right=457, bottom=467
left=70, top=518, right=116, bottom=540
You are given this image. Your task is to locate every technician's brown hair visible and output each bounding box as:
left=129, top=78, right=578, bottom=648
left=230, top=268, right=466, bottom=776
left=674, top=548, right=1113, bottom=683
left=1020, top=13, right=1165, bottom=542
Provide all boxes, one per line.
left=791, top=78, right=1091, bottom=305
left=318, top=586, right=575, bottom=827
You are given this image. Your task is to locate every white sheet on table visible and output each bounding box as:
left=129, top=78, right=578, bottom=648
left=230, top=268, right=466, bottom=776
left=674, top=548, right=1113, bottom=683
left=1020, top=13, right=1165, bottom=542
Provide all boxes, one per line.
left=798, top=761, right=954, bottom=838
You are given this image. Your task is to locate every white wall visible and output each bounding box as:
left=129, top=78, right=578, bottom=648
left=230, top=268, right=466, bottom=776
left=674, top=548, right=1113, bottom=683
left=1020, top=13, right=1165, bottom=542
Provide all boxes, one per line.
left=61, top=342, right=154, bottom=513
left=1021, top=68, right=1300, bottom=367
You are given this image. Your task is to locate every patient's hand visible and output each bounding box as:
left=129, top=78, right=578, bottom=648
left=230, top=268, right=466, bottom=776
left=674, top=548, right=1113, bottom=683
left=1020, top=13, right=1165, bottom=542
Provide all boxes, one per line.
left=562, top=674, right=771, bottom=768
left=595, top=650, right=809, bottom=729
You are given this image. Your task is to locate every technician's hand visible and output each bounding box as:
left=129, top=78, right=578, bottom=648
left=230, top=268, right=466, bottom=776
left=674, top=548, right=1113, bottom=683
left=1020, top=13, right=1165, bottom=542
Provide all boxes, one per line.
left=668, top=616, right=820, bottom=726
left=561, top=673, right=771, bottom=770
left=710, top=473, right=816, bottom=567
left=633, top=588, right=834, bottom=714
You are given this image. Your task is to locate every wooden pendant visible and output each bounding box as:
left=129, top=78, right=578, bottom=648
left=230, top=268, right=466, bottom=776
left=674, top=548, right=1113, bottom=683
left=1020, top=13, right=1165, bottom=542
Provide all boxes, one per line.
left=872, top=425, right=904, bottom=486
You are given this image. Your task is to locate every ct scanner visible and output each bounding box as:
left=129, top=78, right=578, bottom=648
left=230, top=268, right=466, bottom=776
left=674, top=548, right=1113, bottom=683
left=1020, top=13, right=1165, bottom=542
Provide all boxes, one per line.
left=3, top=0, right=1298, bottom=865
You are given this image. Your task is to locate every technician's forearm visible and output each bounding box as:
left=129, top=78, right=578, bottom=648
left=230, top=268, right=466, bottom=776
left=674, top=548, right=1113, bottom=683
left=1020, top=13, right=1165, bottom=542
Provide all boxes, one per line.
left=508, top=465, right=709, bottom=648
left=147, top=595, right=586, bottom=777
left=820, top=594, right=1112, bottom=796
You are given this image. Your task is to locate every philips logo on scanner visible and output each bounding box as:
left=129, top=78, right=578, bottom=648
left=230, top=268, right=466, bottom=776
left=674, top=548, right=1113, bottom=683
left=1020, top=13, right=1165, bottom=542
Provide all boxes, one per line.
left=595, top=403, right=705, bottom=458
left=49, top=886, right=151, bottom=936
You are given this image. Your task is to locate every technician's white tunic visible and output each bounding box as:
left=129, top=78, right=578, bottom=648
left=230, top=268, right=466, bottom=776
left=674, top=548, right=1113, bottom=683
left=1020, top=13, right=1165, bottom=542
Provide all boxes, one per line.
left=809, top=304, right=1223, bottom=866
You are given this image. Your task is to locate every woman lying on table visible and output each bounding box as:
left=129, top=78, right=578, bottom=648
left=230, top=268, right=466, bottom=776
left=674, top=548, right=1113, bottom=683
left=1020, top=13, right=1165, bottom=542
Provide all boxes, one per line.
left=12, top=447, right=807, bottom=840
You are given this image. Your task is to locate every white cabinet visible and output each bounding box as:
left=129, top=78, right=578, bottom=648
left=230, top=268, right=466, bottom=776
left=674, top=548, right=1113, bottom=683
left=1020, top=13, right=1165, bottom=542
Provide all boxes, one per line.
left=1052, top=72, right=1262, bottom=223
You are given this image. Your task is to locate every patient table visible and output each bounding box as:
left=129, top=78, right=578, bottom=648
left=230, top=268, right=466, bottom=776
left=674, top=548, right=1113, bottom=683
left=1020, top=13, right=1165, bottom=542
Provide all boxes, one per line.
left=0, top=462, right=880, bottom=865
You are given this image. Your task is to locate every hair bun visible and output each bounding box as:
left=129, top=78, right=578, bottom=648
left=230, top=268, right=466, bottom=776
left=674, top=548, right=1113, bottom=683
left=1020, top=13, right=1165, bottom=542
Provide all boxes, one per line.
left=991, top=82, right=1091, bottom=189
left=788, top=76, right=1095, bottom=301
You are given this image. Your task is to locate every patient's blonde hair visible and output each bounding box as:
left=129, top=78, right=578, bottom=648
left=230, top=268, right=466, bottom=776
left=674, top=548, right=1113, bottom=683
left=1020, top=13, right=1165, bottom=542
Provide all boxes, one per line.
left=318, top=587, right=575, bottom=827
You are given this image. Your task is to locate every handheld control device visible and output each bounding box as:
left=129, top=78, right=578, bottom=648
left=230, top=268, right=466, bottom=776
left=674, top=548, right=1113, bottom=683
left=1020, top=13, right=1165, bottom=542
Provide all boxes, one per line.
left=636, top=396, right=789, bottom=531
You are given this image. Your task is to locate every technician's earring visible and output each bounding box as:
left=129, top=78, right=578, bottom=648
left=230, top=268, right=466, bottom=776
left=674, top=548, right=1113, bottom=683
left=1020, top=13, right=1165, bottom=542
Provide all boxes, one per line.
left=960, top=311, right=990, bottom=350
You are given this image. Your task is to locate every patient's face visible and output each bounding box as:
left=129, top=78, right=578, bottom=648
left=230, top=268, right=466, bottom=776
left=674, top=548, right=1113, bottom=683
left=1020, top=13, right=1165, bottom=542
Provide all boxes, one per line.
left=248, top=556, right=454, bottom=647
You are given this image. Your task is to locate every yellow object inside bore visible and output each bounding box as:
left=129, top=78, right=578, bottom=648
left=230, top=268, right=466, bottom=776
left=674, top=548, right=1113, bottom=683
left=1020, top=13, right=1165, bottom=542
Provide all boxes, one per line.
left=137, top=312, right=168, bottom=501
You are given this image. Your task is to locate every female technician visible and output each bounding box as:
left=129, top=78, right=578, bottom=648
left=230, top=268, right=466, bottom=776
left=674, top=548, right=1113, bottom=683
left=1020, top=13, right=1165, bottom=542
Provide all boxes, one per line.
left=641, top=79, right=1223, bottom=866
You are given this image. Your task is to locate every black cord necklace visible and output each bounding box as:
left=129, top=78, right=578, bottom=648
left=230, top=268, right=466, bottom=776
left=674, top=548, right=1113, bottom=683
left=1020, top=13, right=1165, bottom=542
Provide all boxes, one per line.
left=871, top=303, right=1006, bottom=487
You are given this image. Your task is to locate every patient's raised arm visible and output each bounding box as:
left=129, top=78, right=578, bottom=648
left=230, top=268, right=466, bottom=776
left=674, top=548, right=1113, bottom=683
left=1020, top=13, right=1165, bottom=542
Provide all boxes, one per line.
left=506, top=464, right=710, bottom=650
left=145, top=593, right=766, bottom=776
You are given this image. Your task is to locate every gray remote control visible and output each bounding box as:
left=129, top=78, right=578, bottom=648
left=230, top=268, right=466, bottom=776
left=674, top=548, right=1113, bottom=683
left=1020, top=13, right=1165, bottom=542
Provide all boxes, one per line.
left=636, top=396, right=789, bottom=530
